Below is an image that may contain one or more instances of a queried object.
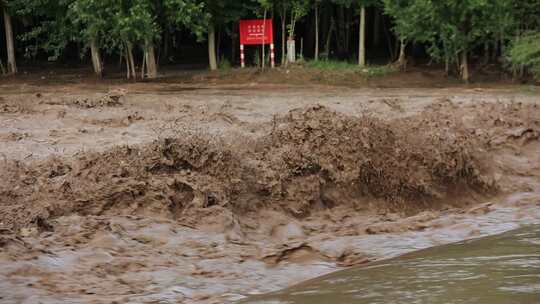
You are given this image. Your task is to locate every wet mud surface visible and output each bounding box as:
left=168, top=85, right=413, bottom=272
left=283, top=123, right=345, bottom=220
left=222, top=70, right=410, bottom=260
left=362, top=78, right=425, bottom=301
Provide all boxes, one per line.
left=0, top=84, right=539, bottom=303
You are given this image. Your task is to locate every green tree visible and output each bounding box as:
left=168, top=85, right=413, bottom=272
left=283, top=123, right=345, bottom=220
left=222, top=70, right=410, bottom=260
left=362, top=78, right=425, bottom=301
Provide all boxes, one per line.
left=69, top=0, right=118, bottom=77
left=113, top=0, right=160, bottom=79
left=270, top=0, right=290, bottom=64
left=165, top=0, right=255, bottom=70
left=433, top=0, right=513, bottom=82
left=383, top=0, right=433, bottom=68
left=163, top=0, right=210, bottom=67
left=9, top=0, right=74, bottom=62
left=383, top=0, right=513, bottom=82
left=506, top=1, right=540, bottom=79
left=206, top=0, right=255, bottom=70
left=313, top=0, right=323, bottom=61
left=332, top=0, right=378, bottom=66
left=285, top=0, right=309, bottom=63
left=507, top=32, right=540, bottom=80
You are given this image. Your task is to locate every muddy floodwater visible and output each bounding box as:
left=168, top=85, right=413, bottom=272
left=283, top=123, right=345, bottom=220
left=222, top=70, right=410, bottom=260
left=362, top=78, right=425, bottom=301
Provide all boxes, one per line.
left=1, top=84, right=539, bottom=303
left=245, top=225, right=540, bottom=304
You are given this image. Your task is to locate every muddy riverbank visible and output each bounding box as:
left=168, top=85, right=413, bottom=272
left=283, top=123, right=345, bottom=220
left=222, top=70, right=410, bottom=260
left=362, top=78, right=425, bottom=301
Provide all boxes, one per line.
left=0, top=85, right=539, bottom=303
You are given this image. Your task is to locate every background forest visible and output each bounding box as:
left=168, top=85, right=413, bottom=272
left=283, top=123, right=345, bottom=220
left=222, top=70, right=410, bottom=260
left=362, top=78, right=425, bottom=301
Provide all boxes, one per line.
left=1, top=0, right=540, bottom=82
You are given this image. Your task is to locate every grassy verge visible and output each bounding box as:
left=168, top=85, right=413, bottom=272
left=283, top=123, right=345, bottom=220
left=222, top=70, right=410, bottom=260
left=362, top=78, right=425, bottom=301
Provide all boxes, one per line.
left=305, top=60, right=396, bottom=77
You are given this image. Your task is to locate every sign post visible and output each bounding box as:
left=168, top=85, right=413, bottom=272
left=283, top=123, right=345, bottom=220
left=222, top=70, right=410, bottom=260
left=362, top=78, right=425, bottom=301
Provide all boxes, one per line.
left=239, top=19, right=274, bottom=68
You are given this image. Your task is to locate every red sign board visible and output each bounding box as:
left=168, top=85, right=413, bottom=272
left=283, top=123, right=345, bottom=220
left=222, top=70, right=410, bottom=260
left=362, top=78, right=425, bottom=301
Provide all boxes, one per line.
left=240, top=19, right=273, bottom=45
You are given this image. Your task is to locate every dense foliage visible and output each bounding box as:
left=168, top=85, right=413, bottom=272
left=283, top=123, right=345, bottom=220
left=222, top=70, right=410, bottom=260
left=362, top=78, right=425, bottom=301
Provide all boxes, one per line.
left=1, top=0, right=539, bottom=81
left=507, top=32, right=540, bottom=80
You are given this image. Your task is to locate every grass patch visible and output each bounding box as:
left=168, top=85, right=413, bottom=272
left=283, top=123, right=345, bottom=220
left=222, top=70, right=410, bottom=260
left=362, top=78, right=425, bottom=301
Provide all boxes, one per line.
left=306, top=60, right=396, bottom=77
left=307, top=60, right=359, bottom=70
left=362, top=65, right=396, bottom=77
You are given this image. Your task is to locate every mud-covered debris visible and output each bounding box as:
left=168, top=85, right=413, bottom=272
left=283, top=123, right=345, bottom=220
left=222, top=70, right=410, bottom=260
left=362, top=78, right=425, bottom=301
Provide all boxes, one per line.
left=72, top=89, right=127, bottom=108
left=0, top=102, right=32, bottom=114
left=466, top=202, right=494, bottom=215
left=506, top=127, right=539, bottom=145
left=366, top=211, right=438, bottom=234
left=261, top=242, right=320, bottom=265
left=0, top=132, right=30, bottom=142
left=0, top=105, right=499, bottom=233
left=380, top=98, right=404, bottom=112
left=336, top=247, right=370, bottom=267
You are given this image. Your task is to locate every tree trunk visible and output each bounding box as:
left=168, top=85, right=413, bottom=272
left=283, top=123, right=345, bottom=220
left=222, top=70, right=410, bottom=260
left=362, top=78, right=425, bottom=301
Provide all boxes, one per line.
left=208, top=24, right=218, bottom=70
left=287, top=10, right=297, bottom=65
left=3, top=7, right=17, bottom=74
left=145, top=43, right=158, bottom=79
left=126, top=43, right=136, bottom=80
left=397, top=38, right=406, bottom=70
left=461, top=50, right=470, bottom=83
left=314, top=3, right=319, bottom=61
left=141, top=51, right=147, bottom=79
left=300, top=37, right=304, bottom=59
left=373, top=7, right=381, bottom=47
left=216, top=26, right=221, bottom=66
left=443, top=43, right=450, bottom=76
left=358, top=6, right=366, bottom=67
left=324, top=17, right=335, bottom=59
left=0, top=59, right=5, bottom=75
left=287, top=39, right=296, bottom=63
left=281, top=8, right=286, bottom=65
left=125, top=53, right=130, bottom=79
left=90, top=39, right=102, bottom=77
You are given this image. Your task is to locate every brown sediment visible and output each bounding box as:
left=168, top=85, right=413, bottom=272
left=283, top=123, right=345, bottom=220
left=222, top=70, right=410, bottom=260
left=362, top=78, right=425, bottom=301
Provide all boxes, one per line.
left=0, top=105, right=496, bottom=233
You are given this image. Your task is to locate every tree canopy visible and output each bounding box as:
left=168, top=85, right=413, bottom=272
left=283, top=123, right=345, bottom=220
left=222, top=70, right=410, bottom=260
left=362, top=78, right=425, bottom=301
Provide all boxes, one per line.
left=1, top=0, right=539, bottom=81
